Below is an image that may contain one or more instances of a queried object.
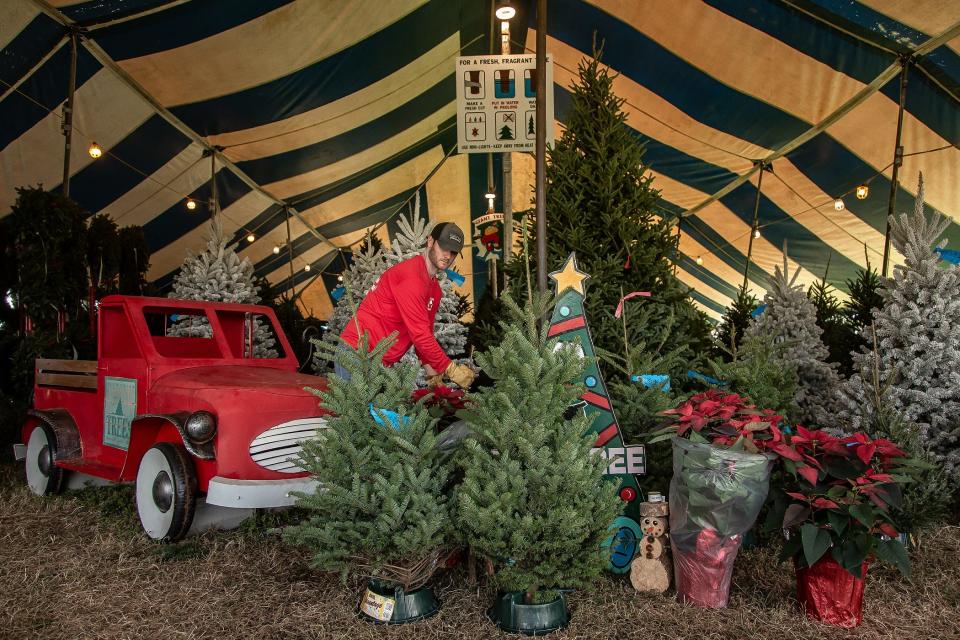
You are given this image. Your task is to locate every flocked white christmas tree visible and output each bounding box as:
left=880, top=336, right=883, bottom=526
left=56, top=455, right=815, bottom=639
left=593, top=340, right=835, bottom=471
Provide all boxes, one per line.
left=316, top=191, right=470, bottom=379
left=168, top=217, right=278, bottom=358
left=840, top=174, right=960, bottom=480
left=745, top=250, right=842, bottom=428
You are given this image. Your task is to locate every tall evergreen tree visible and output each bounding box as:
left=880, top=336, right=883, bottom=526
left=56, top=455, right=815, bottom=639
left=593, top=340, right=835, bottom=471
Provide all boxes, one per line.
left=842, top=262, right=885, bottom=362
left=806, top=275, right=855, bottom=375
left=489, top=47, right=711, bottom=367
left=745, top=254, right=842, bottom=428
left=714, top=285, right=757, bottom=358
left=117, top=225, right=152, bottom=296
left=457, top=294, right=622, bottom=599
left=168, top=218, right=278, bottom=358
left=840, top=175, right=960, bottom=480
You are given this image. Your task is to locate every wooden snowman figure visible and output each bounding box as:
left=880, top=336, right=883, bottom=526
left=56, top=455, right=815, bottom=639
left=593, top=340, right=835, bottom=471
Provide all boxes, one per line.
left=630, top=497, right=671, bottom=592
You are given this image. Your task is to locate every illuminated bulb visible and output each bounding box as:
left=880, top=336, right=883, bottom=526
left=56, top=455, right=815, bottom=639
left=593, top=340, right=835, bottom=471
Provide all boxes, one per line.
left=246, top=233, right=255, bottom=243
left=856, top=184, right=869, bottom=200
left=834, top=198, right=845, bottom=211
left=495, top=5, right=516, bottom=19
left=337, top=274, right=344, bottom=282
left=272, top=245, right=280, bottom=255
left=696, top=256, right=704, bottom=265
left=186, top=198, right=197, bottom=211
left=754, top=228, right=761, bottom=239
left=88, top=142, right=102, bottom=158
left=304, top=264, right=311, bottom=272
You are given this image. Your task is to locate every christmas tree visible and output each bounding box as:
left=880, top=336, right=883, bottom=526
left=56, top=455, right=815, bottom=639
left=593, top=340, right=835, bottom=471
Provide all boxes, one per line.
left=284, top=335, right=451, bottom=589
left=840, top=175, right=960, bottom=480
left=744, top=253, right=841, bottom=428
left=841, top=261, right=885, bottom=368
left=713, top=285, right=758, bottom=358
left=491, top=46, right=711, bottom=369
left=806, top=273, right=855, bottom=376
left=456, top=291, right=622, bottom=599
left=168, top=217, right=277, bottom=358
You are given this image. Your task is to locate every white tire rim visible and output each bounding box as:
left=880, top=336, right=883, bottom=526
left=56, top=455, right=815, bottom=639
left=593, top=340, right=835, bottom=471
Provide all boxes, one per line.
left=25, top=426, right=53, bottom=495
left=136, top=448, right=175, bottom=540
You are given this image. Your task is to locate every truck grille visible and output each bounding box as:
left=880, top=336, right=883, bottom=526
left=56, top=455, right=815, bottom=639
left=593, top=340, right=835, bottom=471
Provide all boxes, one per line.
left=249, top=417, right=328, bottom=473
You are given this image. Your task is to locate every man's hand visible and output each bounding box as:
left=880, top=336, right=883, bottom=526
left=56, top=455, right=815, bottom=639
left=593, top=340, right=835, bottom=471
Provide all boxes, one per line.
left=445, top=362, right=476, bottom=388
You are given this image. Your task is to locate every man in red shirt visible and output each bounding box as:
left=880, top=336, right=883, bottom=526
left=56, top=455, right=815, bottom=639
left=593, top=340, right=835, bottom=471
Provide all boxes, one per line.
left=338, top=222, right=476, bottom=388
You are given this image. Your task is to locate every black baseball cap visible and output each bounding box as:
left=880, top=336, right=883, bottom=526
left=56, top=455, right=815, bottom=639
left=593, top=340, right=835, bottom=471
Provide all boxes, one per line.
left=430, top=221, right=465, bottom=252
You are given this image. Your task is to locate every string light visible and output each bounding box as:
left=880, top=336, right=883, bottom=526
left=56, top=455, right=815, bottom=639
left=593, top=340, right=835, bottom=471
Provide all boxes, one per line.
left=834, top=198, right=845, bottom=211
left=856, top=184, right=869, bottom=200
left=304, top=264, right=311, bottom=272
left=337, top=274, right=344, bottom=282
left=246, top=233, right=255, bottom=243
left=185, top=198, right=197, bottom=211
left=88, top=142, right=102, bottom=158
left=272, top=245, right=281, bottom=254
left=696, top=256, right=704, bottom=265
left=753, top=228, right=761, bottom=239
left=485, top=191, right=496, bottom=210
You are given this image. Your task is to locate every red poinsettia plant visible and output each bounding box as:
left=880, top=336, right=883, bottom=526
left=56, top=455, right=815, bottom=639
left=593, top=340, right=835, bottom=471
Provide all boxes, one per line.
left=767, top=426, right=915, bottom=578
left=650, top=389, right=786, bottom=454
left=411, top=384, right=468, bottom=421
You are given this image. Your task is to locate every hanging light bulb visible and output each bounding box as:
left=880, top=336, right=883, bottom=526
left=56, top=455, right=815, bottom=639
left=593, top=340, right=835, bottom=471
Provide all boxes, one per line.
left=272, top=245, right=281, bottom=255
left=185, top=198, right=197, bottom=211
left=495, top=3, right=516, bottom=20
left=485, top=191, right=496, bottom=210
left=856, top=184, right=869, bottom=200
left=337, top=274, right=344, bottom=282
left=87, top=141, right=102, bottom=158
left=696, top=256, right=704, bottom=265
left=304, top=264, right=311, bottom=272
left=834, top=198, right=845, bottom=211
left=246, top=233, right=255, bottom=243
left=753, top=228, right=761, bottom=239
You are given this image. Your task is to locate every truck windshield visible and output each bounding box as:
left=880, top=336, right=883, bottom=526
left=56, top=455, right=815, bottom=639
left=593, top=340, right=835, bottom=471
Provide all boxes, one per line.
left=141, top=306, right=285, bottom=359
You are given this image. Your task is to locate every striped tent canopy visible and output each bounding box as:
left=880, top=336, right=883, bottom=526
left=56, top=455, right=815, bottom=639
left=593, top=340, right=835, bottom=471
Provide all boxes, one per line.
left=2, top=0, right=958, bottom=322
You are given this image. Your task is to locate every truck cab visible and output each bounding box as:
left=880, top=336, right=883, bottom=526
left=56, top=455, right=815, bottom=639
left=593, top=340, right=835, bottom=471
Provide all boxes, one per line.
left=17, top=296, right=329, bottom=541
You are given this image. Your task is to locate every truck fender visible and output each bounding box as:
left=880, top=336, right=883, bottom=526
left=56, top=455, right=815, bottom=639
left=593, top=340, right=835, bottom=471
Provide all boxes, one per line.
left=22, top=409, right=82, bottom=462
left=119, top=412, right=215, bottom=481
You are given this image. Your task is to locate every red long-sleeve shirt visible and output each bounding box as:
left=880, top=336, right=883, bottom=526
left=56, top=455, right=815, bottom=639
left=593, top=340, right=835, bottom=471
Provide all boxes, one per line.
left=339, top=254, right=451, bottom=372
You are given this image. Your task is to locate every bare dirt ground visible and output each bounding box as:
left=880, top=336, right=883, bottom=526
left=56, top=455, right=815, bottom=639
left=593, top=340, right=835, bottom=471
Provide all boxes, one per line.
left=1, top=462, right=958, bottom=640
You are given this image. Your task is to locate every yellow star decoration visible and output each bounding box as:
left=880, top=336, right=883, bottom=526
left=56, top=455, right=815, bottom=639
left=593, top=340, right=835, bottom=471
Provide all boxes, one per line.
left=548, top=252, right=590, bottom=298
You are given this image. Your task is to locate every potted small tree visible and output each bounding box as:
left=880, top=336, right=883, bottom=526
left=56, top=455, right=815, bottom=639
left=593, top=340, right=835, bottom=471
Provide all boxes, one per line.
left=283, top=335, right=453, bottom=624
left=457, top=294, right=623, bottom=634
left=650, top=390, right=788, bottom=607
left=768, top=426, right=914, bottom=628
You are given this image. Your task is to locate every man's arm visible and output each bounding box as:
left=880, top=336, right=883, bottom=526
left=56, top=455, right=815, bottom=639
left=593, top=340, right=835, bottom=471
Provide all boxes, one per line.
left=391, top=273, right=452, bottom=374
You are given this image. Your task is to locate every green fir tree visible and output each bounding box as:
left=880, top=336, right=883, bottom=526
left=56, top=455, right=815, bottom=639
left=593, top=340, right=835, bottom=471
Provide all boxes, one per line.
left=284, top=335, right=451, bottom=588
left=807, top=274, right=855, bottom=376
left=481, top=46, right=712, bottom=369
left=714, top=285, right=758, bottom=359
left=842, top=261, right=885, bottom=365
left=456, top=294, right=622, bottom=600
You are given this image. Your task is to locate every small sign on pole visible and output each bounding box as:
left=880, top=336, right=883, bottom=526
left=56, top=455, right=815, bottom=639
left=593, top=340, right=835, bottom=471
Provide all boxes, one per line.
left=456, top=54, right=554, bottom=154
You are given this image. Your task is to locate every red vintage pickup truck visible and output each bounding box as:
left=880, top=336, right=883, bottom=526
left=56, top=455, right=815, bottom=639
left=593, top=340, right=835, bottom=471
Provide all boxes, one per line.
left=15, top=296, right=328, bottom=541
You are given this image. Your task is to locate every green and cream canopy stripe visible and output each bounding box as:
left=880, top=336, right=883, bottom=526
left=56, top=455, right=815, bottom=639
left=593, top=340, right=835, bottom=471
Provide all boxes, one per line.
left=1, top=0, right=958, bottom=320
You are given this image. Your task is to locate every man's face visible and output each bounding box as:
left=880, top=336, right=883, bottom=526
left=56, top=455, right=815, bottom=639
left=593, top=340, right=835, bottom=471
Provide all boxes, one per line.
left=426, top=237, right=458, bottom=272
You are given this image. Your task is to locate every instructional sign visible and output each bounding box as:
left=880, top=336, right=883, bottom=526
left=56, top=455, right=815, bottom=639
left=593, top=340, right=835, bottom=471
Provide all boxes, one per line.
left=456, top=54, right=554, bottom=153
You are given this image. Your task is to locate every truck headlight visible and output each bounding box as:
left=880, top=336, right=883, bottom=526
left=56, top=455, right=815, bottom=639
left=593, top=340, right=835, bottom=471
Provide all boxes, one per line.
left=185, top=411, right=217, bottom=444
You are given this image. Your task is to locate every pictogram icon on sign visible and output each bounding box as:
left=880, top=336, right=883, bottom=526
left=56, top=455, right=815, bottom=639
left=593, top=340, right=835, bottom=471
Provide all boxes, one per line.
left=464, top=70, right=484, bottom=98
left=495, top=111, right=516, bottom=140
left=465, top=112, right=486, bottom=140
left=494, top=69, right=515, bottom=98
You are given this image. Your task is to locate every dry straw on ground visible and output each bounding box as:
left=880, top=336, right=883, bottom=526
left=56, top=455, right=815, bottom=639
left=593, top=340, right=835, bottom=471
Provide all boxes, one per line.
left=1, top=462, right=958, bottom=640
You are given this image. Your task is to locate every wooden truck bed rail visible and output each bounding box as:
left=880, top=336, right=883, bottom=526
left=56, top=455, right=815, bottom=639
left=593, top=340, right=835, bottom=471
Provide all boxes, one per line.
left=36, top=359, right=98, bottom=390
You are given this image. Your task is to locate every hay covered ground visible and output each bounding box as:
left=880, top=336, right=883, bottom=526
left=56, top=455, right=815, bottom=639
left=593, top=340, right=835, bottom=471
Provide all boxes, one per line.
left=1, top=461, right=958, bottom=640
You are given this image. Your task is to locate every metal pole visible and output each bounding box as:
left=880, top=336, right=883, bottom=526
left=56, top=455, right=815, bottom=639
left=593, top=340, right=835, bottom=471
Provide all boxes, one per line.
left=61, top=30, right=78, bottom=197
left=534, top=0, right=548, bottom=294
left=674, top=216, right=682, bottom=275
left=285, top=207, right=296, bottom=289
left=742, top=162, right=766, bottom=290
left=210, top=149, right=219, bottom=217
left=501, top=14, right=513, bottom=293
left=882, top=58, right=909, bottom=277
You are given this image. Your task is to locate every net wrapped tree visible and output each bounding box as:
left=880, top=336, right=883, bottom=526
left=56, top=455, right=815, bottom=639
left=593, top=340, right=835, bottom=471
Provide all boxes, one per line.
left=840, top=175, right=960, bottom=480
left=168, top=218, right=277, bottom=358
left=744, top=254, right=842, bottom=429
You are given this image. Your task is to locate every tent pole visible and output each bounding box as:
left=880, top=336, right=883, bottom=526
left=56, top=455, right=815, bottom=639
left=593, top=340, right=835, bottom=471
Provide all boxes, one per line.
left=534, top=0, right=548, bottom=294
left=209, top=148, right=219, bottom=217
left=742, top=162, right=767, bottom=290
left=882, top=58, right=909, bottom=278
left=674, top=216, right=682, bottom=275
left=61, top=30, right=78, bottom=198
left=501, top=11, right=514, bottom=293
left=285, top=207, right=295, bottom=287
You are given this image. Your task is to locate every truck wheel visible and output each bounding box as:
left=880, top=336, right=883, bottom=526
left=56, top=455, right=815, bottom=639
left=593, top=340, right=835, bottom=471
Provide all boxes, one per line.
left=25, top=424, right=66, bottom=496
left=136, top=443, right=197, bottom=542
